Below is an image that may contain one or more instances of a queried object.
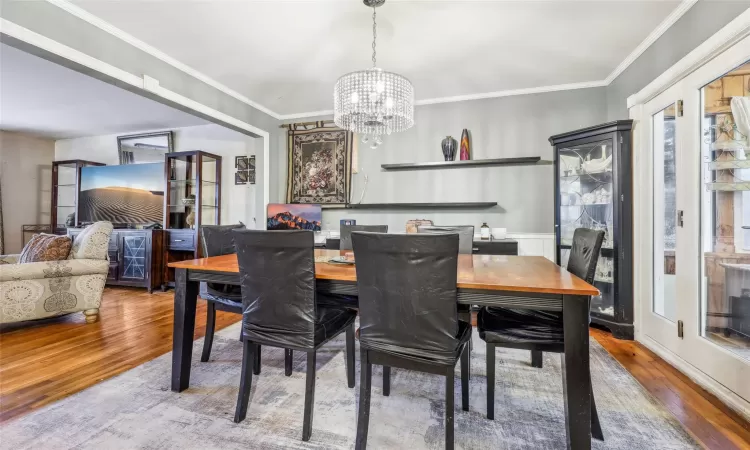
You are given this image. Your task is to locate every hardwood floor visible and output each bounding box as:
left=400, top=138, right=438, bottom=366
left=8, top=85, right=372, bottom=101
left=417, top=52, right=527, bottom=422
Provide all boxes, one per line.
left=0, top=287, right=748, bottom=449
left=0, top=287, right=241, bottom=423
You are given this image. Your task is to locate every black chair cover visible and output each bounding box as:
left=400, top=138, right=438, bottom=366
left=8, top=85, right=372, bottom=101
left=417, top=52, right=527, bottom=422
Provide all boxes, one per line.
left=352, top=231, right=470, bottom=365
left=417, top=225, right=475, bottom=255
left=340, top=225, right=388, bottom=251
left=200, top=223, right=245, bottom=302
left=233, top=229, right=356, bottom=351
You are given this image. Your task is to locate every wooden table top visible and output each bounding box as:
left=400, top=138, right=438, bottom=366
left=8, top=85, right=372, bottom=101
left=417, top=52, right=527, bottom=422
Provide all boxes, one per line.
left=169, top=249, right=599, bottom=296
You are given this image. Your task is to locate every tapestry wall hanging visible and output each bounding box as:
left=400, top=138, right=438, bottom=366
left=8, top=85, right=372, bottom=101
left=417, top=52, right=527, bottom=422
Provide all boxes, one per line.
left=286, top=121, right=353, bottom=207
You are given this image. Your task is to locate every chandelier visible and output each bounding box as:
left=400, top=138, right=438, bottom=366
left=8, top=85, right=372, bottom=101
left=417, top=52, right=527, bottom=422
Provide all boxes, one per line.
left=333, top=0, right=414, bottom=149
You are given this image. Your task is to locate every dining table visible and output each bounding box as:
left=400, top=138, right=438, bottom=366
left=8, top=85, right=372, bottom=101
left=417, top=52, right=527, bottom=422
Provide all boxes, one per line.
left=168, top=249, right=600, bottom=450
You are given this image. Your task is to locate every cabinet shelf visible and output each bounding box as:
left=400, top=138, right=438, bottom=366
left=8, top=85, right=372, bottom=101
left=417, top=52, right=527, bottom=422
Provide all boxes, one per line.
left=381, top=157, right=545, bottom=171
left=345, top=202, right=497, bottom=209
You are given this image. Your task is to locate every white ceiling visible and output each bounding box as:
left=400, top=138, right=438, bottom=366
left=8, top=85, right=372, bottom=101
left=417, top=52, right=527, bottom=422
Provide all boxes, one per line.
left=0, top=43, right=209, bottom=139
left=70, top=0, right=682, bottom=116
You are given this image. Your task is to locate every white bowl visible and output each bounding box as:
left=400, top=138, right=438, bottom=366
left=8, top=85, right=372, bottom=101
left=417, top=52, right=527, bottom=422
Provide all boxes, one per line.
left=491, top=228, right=507, bottom=240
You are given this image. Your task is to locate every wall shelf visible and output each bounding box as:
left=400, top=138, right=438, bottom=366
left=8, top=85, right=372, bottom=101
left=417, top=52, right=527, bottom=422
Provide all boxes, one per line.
left=345, top=202, right=497, bottom=209
left=380, top=157, right=545, bottom=171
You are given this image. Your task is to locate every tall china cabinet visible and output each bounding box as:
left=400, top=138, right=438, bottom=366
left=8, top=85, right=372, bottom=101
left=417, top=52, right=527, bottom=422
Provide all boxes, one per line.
left=163, top=151, right=222, bottom=289
left=51, top=160, right=106, bottom=233
left=550, top=120, right=634, bottom=339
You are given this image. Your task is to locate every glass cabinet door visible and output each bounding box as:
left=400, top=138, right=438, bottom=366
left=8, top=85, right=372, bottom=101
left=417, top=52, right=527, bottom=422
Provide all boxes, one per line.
left=558, top=139, right=615, bottom=316
left=120, top=234, right=147, bottom=281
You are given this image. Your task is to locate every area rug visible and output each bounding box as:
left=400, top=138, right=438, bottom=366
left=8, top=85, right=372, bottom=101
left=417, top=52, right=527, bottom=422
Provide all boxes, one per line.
left=0, top=323, right=698, bottom=449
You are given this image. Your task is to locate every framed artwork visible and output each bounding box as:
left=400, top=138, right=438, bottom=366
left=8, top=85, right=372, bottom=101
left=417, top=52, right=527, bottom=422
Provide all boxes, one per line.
left=248, top=156, right=256, bottom=185
left=235, top=171, right=249, bottom=185
left=285, top=122, right=352, bottom=207
left=235, top=156, right=249, bottom=170
left=118, top=131, right=173, bottom=164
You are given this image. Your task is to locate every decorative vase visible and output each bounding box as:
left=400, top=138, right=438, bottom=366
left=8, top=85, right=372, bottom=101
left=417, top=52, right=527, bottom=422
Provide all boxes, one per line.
left=441, top=136, right=457, bottom=161
left=460, top=129, right=471, bottom=160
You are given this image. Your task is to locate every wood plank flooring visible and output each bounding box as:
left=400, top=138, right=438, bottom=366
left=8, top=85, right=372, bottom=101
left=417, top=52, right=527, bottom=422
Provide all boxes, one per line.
left=0, top=287, right=748, bottom=449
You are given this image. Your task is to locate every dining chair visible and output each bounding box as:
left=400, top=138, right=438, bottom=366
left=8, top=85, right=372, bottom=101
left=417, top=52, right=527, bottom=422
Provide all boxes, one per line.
left=417, top=225, right=475, bottom=255
left=352, top=231, right=471, bottom=450
left=340, top=224, right=388, bottom=250
left=232, top=229, right=357, bottom=442
left=199, top=223, right=258, bottom=366
left=477, top=227, right=605, bottom=441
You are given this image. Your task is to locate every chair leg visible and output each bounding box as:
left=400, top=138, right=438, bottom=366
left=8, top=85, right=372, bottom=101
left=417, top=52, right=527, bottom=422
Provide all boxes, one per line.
left=234, top=340, right=254, bottom=423
left=486, top=343, right=495, bottom=420
left=346, top=324, right=355, bottom=388
left=253, top=344, right=261, bottom=375
left=302, top=351, right=317, bottom=442
left=382, top=366, right=391, bottom=396
left=591, top=373, right=604, bottom=441
left=285, top=349, right=293, bottom=377
left=531, top=350, right=543, bottom=368
left=461, top=345, right=470, bottom=412
left=355, top=349, right=372, bottom=450
left=201, top=302, right=216, bottom=362
left=445, top=367, right=455, bottom=450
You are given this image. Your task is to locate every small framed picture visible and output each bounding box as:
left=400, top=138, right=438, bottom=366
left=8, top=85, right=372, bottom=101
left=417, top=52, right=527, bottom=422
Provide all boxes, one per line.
left=235, top=171, right=249, bottom=185
left=235, top=156, right=249, bottom=170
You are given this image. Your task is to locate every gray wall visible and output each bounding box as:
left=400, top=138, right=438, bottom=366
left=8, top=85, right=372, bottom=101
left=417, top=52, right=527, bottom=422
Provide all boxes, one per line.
left=0, top=0, right=281, bottom=221
left=284, top=88, right=607, bottom=233
left=606, top=0, right=750, bottom=120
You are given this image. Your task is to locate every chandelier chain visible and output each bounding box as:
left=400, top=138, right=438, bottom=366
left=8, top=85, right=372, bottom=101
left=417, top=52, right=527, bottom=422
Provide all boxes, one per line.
left=371, top=7, right=377, bottom=67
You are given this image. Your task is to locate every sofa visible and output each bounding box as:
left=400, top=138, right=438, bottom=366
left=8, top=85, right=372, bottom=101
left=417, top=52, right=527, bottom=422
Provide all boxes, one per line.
left=0, top=221, right=113, bottom=324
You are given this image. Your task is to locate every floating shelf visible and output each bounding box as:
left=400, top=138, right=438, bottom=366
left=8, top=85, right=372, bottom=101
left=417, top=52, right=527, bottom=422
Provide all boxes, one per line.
left=346, top=202, right=497, bottom=209
left=381, top=157, right=545, bottom=171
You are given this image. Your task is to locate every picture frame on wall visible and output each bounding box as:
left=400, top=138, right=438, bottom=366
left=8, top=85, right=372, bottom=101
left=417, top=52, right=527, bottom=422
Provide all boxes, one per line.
left=118, top=131, right=173, bottom=164
left=235, top=170, right=249, bottom=185
left=235, top=156, right=249, bottom=170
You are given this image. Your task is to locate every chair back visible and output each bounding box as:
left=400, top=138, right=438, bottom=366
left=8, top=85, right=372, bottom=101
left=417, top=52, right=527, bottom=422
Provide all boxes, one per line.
left=340, top=224, right=388, bottom=250
left=200, top=223, right=246, bottom=301
left=233, top=229, right=317, bottom=349
left=417, top=225, right=474, bottom=255
left=567, top=228, right=605, bottom=284
left=200, top=223, right=246, bottom=257
left=352, top=232, right=461, bottom=364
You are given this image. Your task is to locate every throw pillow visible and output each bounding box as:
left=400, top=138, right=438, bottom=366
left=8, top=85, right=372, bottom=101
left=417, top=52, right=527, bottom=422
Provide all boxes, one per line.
left=18, top=234, right=73, bottom=263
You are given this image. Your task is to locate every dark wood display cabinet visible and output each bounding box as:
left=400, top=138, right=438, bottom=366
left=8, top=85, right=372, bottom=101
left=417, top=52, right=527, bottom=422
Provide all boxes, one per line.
left=550, top=120, right=634, bottom=339
left=51, top=160, right=106, bottom=234
left=67, top=229, right=165, bottom=293
left=163, top=151, right=222, bottom=289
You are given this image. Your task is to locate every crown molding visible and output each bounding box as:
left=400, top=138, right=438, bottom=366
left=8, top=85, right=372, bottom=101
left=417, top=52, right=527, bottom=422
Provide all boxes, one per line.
left=604, top=0, right=698, bottom=85
left=46, top=0, right=695, bottom=121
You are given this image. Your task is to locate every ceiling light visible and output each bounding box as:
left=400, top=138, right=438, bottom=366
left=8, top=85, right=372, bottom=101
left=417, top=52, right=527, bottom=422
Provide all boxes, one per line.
left=333, top=0, right=414, bottom=149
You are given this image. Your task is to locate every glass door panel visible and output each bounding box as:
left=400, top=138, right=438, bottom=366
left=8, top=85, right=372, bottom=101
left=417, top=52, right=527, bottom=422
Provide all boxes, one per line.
left=700, top=61, right=750, bottom=362
left=558, top=139, right=615, bottom=316
left=653, top=104, right=678, bottom=322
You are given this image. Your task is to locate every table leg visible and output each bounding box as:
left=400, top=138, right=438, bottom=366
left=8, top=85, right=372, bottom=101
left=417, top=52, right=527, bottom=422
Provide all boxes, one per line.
left=562, top=294, right=591, bottom=450
left=172, top=268, right=199, bottom=392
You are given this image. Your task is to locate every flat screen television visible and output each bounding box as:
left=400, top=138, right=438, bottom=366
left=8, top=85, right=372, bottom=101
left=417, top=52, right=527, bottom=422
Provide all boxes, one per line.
left=79, top=163, right=164, bottom=226
left=267, top=203, right=322, bottom=231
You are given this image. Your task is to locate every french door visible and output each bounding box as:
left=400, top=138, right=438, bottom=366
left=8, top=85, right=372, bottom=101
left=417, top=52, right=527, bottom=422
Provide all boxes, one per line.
left=638, top=33, right=750, bottom=405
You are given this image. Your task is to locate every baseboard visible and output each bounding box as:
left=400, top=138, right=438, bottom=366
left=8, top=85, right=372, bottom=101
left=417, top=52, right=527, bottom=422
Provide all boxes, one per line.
left=638, top=335, right=750, bottom=421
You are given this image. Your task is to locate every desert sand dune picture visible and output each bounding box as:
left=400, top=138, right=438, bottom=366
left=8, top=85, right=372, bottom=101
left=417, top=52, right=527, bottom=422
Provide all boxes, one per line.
left=79, top=163, right=164, bottom=225
left=79, top=187, right=163, bottom=224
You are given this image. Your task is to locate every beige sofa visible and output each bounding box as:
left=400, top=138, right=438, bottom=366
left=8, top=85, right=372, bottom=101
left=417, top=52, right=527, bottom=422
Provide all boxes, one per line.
left=0, top=221, right=113, bottom=324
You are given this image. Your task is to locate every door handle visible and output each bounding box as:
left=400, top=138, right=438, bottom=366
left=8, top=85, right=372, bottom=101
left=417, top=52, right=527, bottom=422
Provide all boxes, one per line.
left=677, top=210, right=684, bottom=227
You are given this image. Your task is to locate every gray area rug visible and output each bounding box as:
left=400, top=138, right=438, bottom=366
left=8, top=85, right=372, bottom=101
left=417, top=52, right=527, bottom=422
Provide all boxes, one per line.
left=0, top=323, right=698, bottom=449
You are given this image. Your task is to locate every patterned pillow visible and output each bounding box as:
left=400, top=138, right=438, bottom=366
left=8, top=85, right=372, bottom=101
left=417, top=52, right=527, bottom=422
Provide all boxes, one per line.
left=18, top=234, right=73, bottom=263
left=69, top=221, right=114, bottom=261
